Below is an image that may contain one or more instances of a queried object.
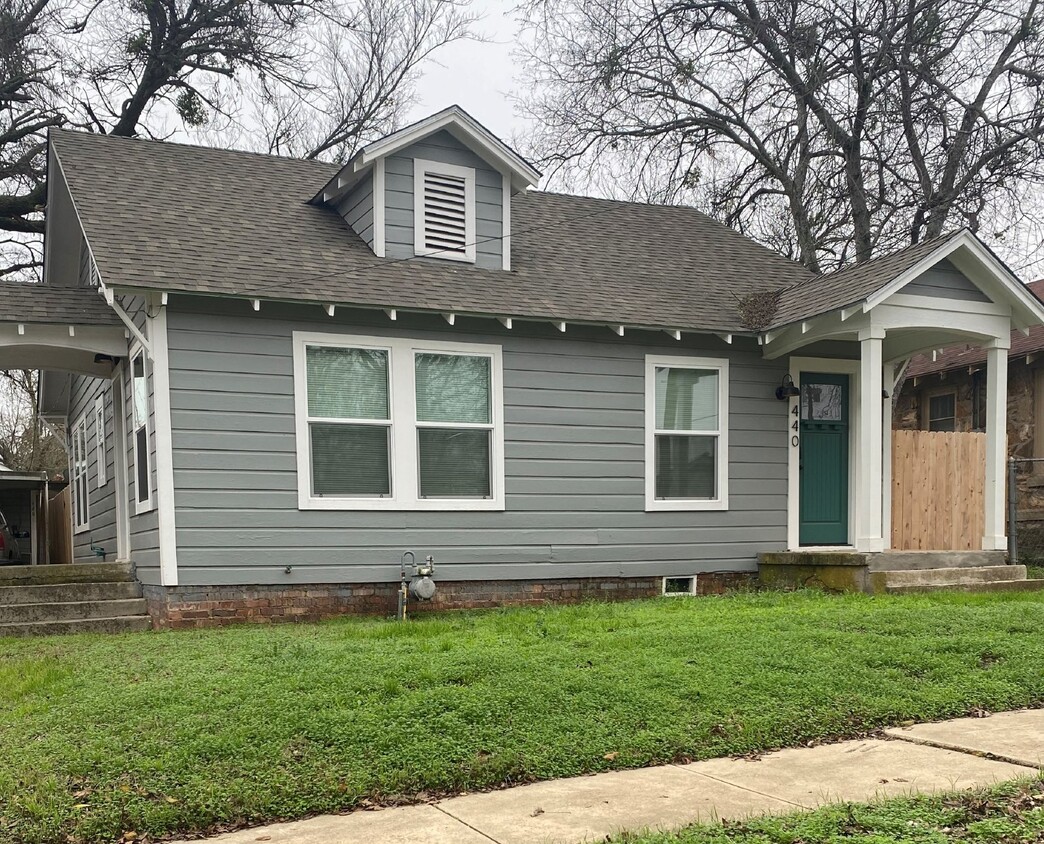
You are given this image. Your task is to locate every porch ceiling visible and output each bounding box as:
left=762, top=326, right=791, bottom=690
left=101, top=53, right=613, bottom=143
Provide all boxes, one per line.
left=0, top=283, right=125, bottom=377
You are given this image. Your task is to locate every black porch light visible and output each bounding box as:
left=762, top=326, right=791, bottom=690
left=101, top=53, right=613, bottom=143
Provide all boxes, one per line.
left=775, top=373, right=801, bottom=401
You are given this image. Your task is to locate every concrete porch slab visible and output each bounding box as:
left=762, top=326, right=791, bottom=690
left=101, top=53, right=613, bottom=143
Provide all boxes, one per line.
left=441, top=764, right=798, bottom=844
left=885, top=709, right=1044, bottom=768
left=688, top=738, right=1031, bottom=808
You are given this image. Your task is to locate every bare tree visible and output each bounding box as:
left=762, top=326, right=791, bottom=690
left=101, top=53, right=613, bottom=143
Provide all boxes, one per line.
left=519, top=0, right=1044, bottom=272
left=0, top=369, right=65, bottom=474
left=0, top=0, right=475, bottom=278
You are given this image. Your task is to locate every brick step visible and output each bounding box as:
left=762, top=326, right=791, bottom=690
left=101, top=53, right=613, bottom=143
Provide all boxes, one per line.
left=868, top=551, right=1008, bottom=572
left=0, top=562, right=134, bottom=586
left=0, top=615, right=152, bottom=637
left=0, top=581, right=142, bottom=605
left=888, top=578, right=1044, bottom=595
left=880, top=565, right=1026, bottom=590
left=0, top=598, right=148, bottom=624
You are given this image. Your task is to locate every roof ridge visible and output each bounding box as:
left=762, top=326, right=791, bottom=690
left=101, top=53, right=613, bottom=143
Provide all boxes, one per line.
left=50, top=128, right=341, bottom=171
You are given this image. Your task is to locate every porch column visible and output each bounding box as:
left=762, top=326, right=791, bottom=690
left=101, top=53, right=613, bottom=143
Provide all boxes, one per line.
left=983, top=340, right=1010, bottom=551
left=856, top=330, right=889, bottom=555
left=857, top=328, right=886, bottom=551
left=881, top=361, right=895, bottom=548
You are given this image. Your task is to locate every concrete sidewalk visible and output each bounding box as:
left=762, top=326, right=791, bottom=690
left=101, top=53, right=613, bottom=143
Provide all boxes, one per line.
left=178, top=710, right=1044, bottom=844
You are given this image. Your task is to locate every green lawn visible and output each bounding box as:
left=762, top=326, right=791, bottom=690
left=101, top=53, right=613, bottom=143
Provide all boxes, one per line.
left=622, top=778, right=1044, bottom=843
left=3, top=590, right=1044, bottom=844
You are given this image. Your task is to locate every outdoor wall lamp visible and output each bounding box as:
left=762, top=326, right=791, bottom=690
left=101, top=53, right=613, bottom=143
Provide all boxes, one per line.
left=775, top=373, right=801, bottom=401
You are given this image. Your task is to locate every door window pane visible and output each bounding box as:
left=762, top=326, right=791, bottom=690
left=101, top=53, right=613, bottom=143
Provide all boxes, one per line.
left=418, top=428, right=491, bottom=498
left=307, top=347, right=389, bottom=419
left=311, top=424, right=390, bottom=496
left=415, top=353, right=491, bottom=423
left=655, top=435, right=716, bottom=499
left=655, top=367, right=718, bottom=431
left=800, top=383, right=843, bottom=421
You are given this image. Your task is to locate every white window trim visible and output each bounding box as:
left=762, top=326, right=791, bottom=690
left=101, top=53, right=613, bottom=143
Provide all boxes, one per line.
left=645, top=354, right=729, bottom=512
left=71, top=412, right=90, bottom=533
left=292, top=331, right=505, bottom=511
left=662, top=575, right=697, bottom=596
left=413, top=158, right=476, bottom=263
left=94, top=393, right=107, bottom=487
left=130, top=344, right=154, bottom=515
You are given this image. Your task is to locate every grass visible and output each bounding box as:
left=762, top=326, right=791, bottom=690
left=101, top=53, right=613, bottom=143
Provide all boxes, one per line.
left=621, top=778, right=1044, bottom=843
left=2, top=589, right=1044, bottom=844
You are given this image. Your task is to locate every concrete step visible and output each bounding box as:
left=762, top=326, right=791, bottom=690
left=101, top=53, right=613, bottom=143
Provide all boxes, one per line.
left=0, top=615, right=152, bottom=637
left=868, top=551, right=1007, bottom=572
left=0, top=561, right=134, bottom=586
left=880, top=565, right=1026, bottom=590
left=0, top=581, right=142, bottom=605
left=888, top=578, right=1044, bottom=595
left=0, top=598, right=148, bottom=624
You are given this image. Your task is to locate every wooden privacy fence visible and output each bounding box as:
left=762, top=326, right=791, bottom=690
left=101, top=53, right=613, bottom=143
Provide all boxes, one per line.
left=891, top=429, right=985, bottom=551
left=47, top=486, right=72, bottom=565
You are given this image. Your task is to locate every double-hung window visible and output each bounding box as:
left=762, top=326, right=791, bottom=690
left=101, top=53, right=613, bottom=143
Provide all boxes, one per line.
left=926, top=391, right=957, bottom=432
left=645, top=355, right=729, bottom=511
left=131, top=348, right=153, bottom=512
left=94, top=393, right=107, bottom=487
left=71, top=413, right=89, bottom=532
left=294, top=332, right=504, bottom=510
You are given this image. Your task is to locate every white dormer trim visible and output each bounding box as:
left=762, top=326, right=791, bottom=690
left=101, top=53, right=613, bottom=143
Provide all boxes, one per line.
left=358, top=106, right=540, bottom=191
left=413, top=158, right=476, bottom=263
left=502, top=172, right=512, bottom=271
left=372, top=158, right=386, bottom=258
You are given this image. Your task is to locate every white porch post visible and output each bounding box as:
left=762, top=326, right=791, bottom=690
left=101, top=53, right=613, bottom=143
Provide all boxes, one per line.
left=983, top=340, right=1010, bottom=550
left=857, top=328, right=886, bottom=551
left=881, top=361, right=894, bottom=550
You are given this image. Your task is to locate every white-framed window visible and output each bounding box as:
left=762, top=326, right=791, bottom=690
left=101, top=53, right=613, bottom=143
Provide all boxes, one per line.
left=71, top=413, right=89, bottom=532
left=94, top=393, right=107, bottom=487
left=130, top=346, right=153, bottom=513
left=292, top=332, right=504, bottom=511
left=645, top=355, right=729, bottom=511
left=413, top=158, right=476, bottom=263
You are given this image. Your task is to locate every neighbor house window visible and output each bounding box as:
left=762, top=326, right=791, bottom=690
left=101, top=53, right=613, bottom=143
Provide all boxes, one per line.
left=927, top=391, right=956, bottom=432
left=971, top=370, right=987, bottom=431
left=131, top=348, right=153, bottom=512
left=293, top=332, right=504, bottom=510
left=94, top=393, right=107, bottom=487
left=413, top=159, right=476, bottom=262
left=71, top=413, right=89, bottom=532
left=645, top=355, right=729, bottom=511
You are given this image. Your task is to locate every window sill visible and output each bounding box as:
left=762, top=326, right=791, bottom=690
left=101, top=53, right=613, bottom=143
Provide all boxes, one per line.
left=299, top=495, right=505, bottom=512
left=645, top=498, right=729, bottom=512
left=73, top=524, right=90, bottom=535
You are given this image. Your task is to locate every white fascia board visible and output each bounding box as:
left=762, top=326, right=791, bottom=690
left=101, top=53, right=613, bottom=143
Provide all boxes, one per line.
left=356, top=106, right=541, bottom=189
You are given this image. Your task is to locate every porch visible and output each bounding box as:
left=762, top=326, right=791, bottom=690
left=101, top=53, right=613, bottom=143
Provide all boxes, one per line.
left=761, top=230, right=1044, bottom=560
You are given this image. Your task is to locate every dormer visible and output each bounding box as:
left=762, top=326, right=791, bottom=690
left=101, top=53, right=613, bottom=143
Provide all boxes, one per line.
left=312, top=106, right=541, bottom=271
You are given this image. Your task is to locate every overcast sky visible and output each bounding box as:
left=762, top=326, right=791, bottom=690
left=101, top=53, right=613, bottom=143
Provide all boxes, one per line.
left=406, top=0, right=532, bottom=143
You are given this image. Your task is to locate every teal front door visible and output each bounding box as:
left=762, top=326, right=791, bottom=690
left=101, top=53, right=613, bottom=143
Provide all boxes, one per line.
left=799, top=373, right=849, bottom=545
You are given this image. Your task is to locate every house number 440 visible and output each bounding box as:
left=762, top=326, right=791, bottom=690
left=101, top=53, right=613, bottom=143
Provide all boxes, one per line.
left=791, top=403, right=799, bottom=447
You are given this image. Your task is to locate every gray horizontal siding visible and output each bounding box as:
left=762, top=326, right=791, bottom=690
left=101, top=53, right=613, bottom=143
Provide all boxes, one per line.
left=166, top=299, right=788, bottom=586
left=904, top=258, right=991, bottom=302
left=385, top=129, right=503, bottom=269
left=336, top=175, right=374, bottom=250
left=68, top=374, right=116, bottom=562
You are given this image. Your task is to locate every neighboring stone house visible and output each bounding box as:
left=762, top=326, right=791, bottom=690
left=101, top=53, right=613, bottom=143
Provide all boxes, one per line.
left=894, top=278, right=1044, bottom=505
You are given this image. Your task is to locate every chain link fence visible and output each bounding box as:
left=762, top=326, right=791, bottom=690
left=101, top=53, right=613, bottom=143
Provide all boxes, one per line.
left=1008, top=457, right=1044, bottom=567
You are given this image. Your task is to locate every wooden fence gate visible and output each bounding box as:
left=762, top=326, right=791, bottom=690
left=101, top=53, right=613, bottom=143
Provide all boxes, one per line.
left=891, top=429, right=986, bottom=551
left=47, top=486, right=73, bottom=565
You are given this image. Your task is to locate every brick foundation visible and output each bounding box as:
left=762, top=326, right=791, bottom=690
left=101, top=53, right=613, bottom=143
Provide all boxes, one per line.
left=142, top=572, right=753, bottom=629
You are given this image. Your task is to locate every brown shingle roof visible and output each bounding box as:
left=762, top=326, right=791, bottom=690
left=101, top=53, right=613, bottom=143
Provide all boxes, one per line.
left=771, top=231, right=968, bottom=328
left=904, top=279, right=1044, bottom=378
left=0, top=281, right=120, bottom=326
left=50, top=129, right=815, bottom=334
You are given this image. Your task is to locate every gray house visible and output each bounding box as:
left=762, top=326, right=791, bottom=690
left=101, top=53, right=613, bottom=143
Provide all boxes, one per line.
left=10, top=105, right=1044, bottom=628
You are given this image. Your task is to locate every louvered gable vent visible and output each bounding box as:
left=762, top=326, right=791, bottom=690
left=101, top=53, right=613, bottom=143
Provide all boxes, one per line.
left=414, top=159, right=475, bottom=262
